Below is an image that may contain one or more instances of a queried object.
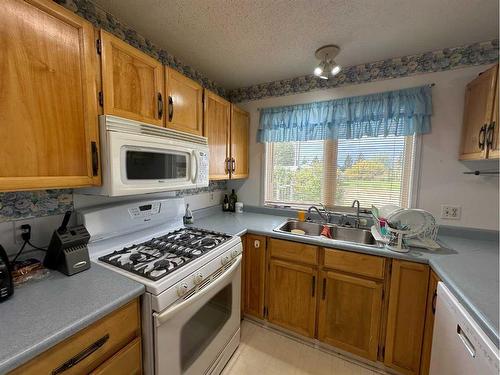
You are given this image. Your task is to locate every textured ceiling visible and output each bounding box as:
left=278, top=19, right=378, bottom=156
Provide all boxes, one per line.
left=92, top=0, right=499, bottom=89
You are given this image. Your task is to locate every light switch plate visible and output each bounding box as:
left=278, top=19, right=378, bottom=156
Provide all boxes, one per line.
left=441, top=205, right=461, bottom=220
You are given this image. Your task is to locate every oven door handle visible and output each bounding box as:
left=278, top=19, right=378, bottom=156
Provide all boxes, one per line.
left=191, top=151, right=199, bottom=183
left=154, top=255, right=241, bottom=326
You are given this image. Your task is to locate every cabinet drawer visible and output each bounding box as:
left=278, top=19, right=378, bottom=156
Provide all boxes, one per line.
left=89, top=337, right=142, bottom=375
left=270, top=238, right=318, bottom=265
left=11, top=299, right=140, bottom=375
left=323, top=248, right=385, bottom=279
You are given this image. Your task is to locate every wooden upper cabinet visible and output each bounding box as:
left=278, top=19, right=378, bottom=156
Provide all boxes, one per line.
left=459, top=64, right=498, bottom=160
left=0, top=0, right=100, bottom=191
left=165, top=67, right=203, bottom=135
left=268, top=259, right=317, bottom=338
left=100, top=30, right=164, bottom=126
left=243, top=235, right=267, bottom=319
left=230, top=105, right=250, bottom=179
left=384, top=260, right=429, bottom=375
left=487, top=69, right=499, bottom=159
left=204, top=90, right=231, bottom=179
left=318, top=270, right=383, bottom=361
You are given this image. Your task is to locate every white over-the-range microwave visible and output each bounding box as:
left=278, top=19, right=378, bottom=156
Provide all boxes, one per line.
left=82, top=115, right=209, bottom=196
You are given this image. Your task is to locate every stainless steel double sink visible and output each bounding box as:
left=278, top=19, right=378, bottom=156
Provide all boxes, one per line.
left=273, top=219, right=380, bottom=247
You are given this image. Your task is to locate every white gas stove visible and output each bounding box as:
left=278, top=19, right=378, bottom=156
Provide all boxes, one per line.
left=78, top=198, right=242, bottom=375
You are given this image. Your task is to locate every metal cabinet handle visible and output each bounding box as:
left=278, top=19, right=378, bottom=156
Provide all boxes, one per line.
left=322, top=278, right=326, bottom=300
left=478, top=124, right=487, bottom=150
left=91, top=141, right=99, bottom=176
left=431, top=290, right=437, bottom=314
left=311, top=276, right=316, bottom=297
left=231, top=158, right=236, bottom=173
left=487, top=122, right=496, bottom=149
left=224, top=157, right=230, bottom=175
left=51, top=334, right=109, bottom=374
left=168, top=96, right=174, bottom=122
left=157, top=93, right=163, bottom=119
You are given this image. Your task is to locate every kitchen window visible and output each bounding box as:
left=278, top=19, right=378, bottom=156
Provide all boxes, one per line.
left=265, top=134, right=416, bottom=209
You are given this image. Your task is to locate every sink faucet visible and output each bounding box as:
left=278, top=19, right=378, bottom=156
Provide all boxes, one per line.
left=351, top=200, right=360, bottom=228
left=307, top=204, right=330, bottom=223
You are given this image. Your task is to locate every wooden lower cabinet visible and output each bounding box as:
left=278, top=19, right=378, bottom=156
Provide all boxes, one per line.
left=243, top=234, right=267, bottom=319
left=419, top=271, right=441, bottom=375
left=384, top=260, right=430, bottom=375
left=317, top=270, right=383, bottom=361
left=268, top=259, right=317, bottom=337
left=10, top=299, right=141, bottom=375
left=89, top=337, right=142, bottom=375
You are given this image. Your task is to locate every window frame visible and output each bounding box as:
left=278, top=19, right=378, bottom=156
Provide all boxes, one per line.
left=263, top=135, right=421, bottom=210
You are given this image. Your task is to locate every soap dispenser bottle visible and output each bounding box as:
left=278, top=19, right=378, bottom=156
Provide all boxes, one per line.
left=183, top=204, right=194, bottom=224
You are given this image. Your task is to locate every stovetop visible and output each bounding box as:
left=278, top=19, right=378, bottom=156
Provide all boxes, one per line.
left=98, top=227, right=232, bottom=281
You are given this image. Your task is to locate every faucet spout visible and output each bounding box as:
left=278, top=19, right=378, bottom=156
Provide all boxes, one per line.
left=351, top=200, right=361, bottom=228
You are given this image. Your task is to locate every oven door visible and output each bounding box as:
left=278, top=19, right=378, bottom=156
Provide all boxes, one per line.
left=153, top=256, right=241, bottom=375
left=106, top=129, right=200, bottom=196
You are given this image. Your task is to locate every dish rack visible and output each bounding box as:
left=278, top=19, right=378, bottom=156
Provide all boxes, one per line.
left=371, top=208, right=440, bottom=252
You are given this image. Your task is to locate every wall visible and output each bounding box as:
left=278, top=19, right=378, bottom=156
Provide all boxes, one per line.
left=0, top=181, right=226, bottom=256
left=229, top=64, right=500, bottom=231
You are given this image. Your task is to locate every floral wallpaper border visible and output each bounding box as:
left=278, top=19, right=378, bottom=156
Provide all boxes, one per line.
left=54, top=0, right=227, bottom=98
left=227, top=40, right=499, bottom=103
left=0, top=181, right=227, bottom=222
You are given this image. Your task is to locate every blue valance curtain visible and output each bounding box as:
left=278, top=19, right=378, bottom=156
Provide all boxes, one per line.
left=257, top=86, right=432, bottom=143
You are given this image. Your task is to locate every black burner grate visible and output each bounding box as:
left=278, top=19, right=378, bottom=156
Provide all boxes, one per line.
left=98, top=227, right=232, bottom=281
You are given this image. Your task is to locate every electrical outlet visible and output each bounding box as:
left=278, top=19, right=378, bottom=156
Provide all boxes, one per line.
left=13, top=218, right=35, bottom=244
left=441, top=205, right=461, bottom=220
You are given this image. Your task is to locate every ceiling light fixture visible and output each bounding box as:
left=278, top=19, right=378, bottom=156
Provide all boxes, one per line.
left=313, top=45, right=341, bottom=79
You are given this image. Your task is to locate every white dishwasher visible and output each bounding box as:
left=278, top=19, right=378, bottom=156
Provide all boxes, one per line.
left=430, top=282, right=499, bottom=375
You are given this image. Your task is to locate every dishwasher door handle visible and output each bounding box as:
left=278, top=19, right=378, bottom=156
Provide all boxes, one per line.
left=457, top=324, right=476, bottom=358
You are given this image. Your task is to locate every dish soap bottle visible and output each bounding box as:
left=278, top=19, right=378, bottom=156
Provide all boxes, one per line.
left=223, top=194, right=229, bottom=212
left=183, top=204, right=193, bottom=224
left=229, top=189, right=237, bottom=212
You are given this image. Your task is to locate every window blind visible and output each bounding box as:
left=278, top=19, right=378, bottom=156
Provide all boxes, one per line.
left=333, top=135, right=414, bottom=208
left=265, top=135, right=415, bottom=208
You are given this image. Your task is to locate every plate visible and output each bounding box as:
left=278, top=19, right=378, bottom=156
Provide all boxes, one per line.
left=386, top=209, right=436, bottom=238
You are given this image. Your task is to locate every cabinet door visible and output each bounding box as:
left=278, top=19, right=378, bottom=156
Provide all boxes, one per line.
left=0, top=0, right=100, bottom=191
left=318, top=271, right=383, bottom=361
left=419, top=271, right=440, bottom=375
left=384, top=260, right=429, bottom=375
left=165, top=68, right=203, bottom=135
left=204, top=90, right=230, bottom=179
left=268, top=259, right=317, bottom=338
left=487, top=66, right=499, bottom=159
left=243, top=235, right=266, bottom=319
left=459, top=65, right=497, bottom=160
left=100, top=30, right=164, bottom=126
left=230, top=105, right=249, bottom=179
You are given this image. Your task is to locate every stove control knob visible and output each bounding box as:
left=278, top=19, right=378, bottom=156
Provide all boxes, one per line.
left=193, top=272, right=204, bottom=285
left=177, top=282, right=189, bottom=297
left=221, top=255, right=230, bottom=265
left=231, top=249, right=239, bottom=259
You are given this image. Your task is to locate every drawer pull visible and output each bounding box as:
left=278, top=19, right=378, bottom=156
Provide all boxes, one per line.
left=52, top=334, right=109, bottom=374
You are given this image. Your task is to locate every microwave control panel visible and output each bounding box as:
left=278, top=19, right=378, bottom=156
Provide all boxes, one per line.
left=197, top=151, right=209, bottom=184
left=128, top=202, right=161, bottom=219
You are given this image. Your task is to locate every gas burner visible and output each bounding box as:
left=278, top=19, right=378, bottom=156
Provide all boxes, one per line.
left=98, top=227, right=232, bottom=281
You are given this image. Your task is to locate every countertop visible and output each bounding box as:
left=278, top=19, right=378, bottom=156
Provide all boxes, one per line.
left=191, top=209, right=499, bottom=347
left=0, top=262, right=145, bottom=373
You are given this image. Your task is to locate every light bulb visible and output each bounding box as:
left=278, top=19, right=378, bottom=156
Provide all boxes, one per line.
left=331, top=64, right=341, bottom=76
left=314, top=66, right=323, bottom=76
